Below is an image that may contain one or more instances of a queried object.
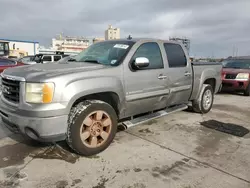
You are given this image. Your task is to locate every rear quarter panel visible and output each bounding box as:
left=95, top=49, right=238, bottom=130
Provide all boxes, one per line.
left=190, top=62, right=222, bottom=100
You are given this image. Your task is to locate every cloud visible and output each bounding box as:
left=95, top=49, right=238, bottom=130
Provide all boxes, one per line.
left=0, top=0, right=249, bottom=57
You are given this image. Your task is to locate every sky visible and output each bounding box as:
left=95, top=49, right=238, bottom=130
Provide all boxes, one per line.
left=0, top=0, right=250, bottom=58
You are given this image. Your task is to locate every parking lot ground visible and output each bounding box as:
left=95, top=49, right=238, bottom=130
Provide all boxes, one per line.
left=0, top=94, right=249, bottom=188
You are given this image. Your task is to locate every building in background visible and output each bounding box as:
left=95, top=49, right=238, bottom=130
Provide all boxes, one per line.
left=38, top=46, right=79, bottom=56
left=105, top=25, right=120, bottom=40
left=52, top=34, right=93, bottom=53
left=0, top=38, right=39, bottom=58
left=169, top=37, right=190, bottom=54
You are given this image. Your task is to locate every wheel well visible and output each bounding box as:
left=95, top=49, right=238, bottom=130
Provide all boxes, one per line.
left=204, top=78, right=216, bottom=92
left=72, top=92, right=120, bottom=115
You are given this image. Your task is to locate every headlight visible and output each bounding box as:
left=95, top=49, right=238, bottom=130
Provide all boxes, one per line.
left=236, top=73, right=249, bottom=80
left=25, top=83, right=54, bottom=103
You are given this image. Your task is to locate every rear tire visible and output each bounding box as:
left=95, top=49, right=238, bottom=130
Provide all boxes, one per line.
left=66, top=100, right=117, bottom=156
left=192, top=84, right=214, bottom=114
left=244, top=84, right=250, bottom=96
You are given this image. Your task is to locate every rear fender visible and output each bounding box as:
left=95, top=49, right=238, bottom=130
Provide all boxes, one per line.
left=191, top=68, right=218, bottom=100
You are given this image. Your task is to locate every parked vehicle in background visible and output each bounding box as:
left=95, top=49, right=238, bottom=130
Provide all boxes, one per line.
left=24, top=53, right=69, bottom=65
left=0, top=41, right=9, bottom=58
left=0, top=38, right=222, bottom=156
left=0, top=57, right=24, bottom=72
left=18, top=55, right=34, bottom=64
left=8, top=56, right=19, bottom=61
left=221, top=56, right=250, bottom=96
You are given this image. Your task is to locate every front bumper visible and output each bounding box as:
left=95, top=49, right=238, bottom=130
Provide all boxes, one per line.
left=221, top=79, right=249, bottom=91
left=0, top=99, right=68, bottom=142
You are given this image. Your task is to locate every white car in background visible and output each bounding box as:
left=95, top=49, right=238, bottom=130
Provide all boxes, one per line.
left=24, top=54, right=69, bottom=65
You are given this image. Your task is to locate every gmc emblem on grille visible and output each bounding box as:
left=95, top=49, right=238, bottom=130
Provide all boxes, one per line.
left=2, top=86, right=11, bottom=94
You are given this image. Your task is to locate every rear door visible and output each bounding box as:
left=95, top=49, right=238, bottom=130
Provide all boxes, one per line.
left=163, top=43, right=192, bottom=106
left=124, top=41, right=170, bottom=117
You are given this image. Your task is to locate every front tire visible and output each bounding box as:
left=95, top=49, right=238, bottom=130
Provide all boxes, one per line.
left=66, top=100, right=118, bottom=156
left=192, top=84, right=214, bottom=114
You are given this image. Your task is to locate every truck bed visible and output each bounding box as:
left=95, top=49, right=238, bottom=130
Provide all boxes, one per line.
left=190, top=61, right=222, bottom=100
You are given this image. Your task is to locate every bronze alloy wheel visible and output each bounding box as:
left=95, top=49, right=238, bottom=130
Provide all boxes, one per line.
left=80, top=110, right=112, bottom=148
left=67, top=100, right=118, bottom=156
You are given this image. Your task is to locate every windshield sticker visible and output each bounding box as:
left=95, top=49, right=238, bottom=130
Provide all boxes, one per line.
left=114, top=44, right=129, bottom=49
left=111, top=60, right=117, bottom=65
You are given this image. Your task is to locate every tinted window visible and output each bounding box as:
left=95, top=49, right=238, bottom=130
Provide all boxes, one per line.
left=132, top=42, right=163, bottom=69
left=54, top=56, right=61, bottom=61
left=43, top=56, right=52, bottom=61
left=164, top=43, right=187, bottom=67
left=0, top=59, right=16, bottom=66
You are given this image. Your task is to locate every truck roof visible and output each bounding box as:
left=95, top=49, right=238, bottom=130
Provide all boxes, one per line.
left=107, top=38, right=179, bottom=44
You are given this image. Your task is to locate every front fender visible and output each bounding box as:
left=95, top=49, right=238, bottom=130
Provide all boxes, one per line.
left=61, top=77, right=125, bottom=113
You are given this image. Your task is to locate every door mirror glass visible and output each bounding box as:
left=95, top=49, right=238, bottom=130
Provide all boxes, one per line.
left=134, top=57, right=149, bottom=69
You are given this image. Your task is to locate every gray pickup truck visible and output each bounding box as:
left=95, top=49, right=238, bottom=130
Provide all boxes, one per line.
left=0, top=39, right=222, bottom=156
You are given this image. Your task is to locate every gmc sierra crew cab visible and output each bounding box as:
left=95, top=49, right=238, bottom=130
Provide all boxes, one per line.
left=0, top=39, right=222, bottom=156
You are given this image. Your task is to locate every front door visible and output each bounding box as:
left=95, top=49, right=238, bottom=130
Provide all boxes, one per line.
left=124, top=42, right=170, bottom=117
left=162, top=42, right=192, bottom=106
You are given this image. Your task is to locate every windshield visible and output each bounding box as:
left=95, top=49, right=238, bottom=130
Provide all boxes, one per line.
left=223, top=59, right=250, bottom=69
left=19, top=56, right=33, bottom=63
left=71, top=41, right=135, bottom=66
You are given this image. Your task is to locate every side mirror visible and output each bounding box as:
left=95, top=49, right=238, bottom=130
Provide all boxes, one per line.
left=133, top=57, right=149, bottom=69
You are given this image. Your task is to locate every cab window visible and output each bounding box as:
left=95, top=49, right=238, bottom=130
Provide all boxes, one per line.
left=164, top=43, right=187, bottom=67
left=132, top=42, right=163, bottom=69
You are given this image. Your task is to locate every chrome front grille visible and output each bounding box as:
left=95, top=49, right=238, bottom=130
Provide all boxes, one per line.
left=1, top=77, right=20, bottom=103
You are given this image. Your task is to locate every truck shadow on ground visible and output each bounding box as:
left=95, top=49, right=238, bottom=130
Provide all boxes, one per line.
left=0, top=125, right=128, bottom=168
left=0, top=135, right=49, bottom=168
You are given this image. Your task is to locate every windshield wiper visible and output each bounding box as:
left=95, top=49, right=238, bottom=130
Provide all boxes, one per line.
left=68, top=57, right=77, bottom=62
left=83, top=60, right=100, bottom=64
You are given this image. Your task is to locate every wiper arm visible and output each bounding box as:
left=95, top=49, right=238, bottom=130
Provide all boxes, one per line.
left=83, top=60, right=100, bottom=64
left=68, top=57, right=77, bottom=62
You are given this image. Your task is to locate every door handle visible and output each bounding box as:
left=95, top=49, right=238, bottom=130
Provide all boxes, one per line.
left=158, top=75, right=167, bottom=80
left=184, top=72, right=191, bottom=76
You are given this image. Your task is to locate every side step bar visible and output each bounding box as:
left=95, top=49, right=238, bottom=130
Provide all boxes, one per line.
left=122, top=104, right=188, bottom=129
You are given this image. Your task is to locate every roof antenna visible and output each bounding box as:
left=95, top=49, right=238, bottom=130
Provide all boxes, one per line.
left=127, top=35, right=132, bottom=40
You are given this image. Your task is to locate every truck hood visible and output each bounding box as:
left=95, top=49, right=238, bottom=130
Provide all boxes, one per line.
left=2, top=62, right=107, bottom=81
left=222, top=68, right=250, bottom=74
